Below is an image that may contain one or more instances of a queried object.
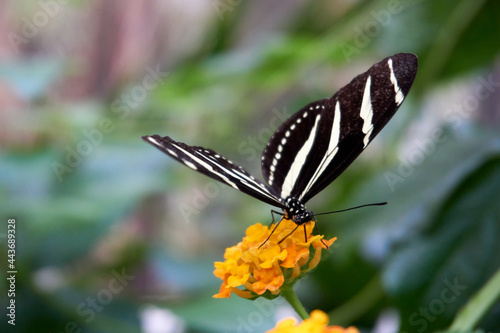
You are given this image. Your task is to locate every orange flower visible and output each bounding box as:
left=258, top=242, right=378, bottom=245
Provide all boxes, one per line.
left=266, top=310, right=359, bottom=333
left=213, top=218, right=336, bottom=299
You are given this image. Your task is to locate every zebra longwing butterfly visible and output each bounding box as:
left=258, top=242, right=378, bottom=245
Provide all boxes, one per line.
left=143, top=53, right=418, bottom=226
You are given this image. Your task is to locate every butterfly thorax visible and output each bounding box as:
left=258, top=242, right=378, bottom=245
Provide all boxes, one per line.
left=284, top=197, right=314, bottom=225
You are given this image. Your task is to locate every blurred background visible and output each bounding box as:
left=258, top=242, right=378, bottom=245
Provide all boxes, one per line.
left=1, top=0, right=500, bottom=332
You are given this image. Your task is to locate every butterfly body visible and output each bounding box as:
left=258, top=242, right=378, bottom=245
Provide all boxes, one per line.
left=282, top=197, right=313, bottom=225
left=143, top=53, right=418, bottom=225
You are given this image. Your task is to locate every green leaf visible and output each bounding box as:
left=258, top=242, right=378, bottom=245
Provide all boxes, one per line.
left=383, top=154, right=500, bottom=296
left=436, top=330, right=484, bottom=333
left=449, top=268, right=500, bottom=331
left=172, top=294, right=283, bottom=332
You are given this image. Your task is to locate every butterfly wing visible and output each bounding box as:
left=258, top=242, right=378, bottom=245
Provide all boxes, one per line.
left=261, top=53, right=418, bottom=203
left=143, top=135, right=283, bottom=208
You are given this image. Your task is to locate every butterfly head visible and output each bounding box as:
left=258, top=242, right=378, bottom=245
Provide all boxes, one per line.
left=284, top=197, right=314, bottom=225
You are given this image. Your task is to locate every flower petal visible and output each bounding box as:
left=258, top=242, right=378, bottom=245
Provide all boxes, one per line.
left=266, top=310, right=359, bottom=332
left=252, top=268, right=284, bottom=295
left=214, top=218, right=336, bottom=299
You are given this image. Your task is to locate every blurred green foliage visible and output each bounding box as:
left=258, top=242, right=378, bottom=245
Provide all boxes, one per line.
left=1, top=0, right=499, bottom=332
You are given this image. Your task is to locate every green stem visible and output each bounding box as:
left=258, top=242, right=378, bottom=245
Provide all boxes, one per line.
left=449, top=267, right=500, bottom=331
left=281, top=287, right=309, bottom=320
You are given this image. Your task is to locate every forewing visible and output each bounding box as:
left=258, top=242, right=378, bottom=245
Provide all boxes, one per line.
left=261, top=53, right=418, bottom=203
left=143, top=135, right=283, bottom=208
left=261, top=99, right=334, bottom=200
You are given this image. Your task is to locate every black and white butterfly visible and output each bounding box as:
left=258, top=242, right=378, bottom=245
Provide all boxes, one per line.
left=143, top=53, right=418, bottom=231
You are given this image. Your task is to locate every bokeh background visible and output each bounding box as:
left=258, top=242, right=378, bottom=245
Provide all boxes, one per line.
left=1, top=0, right=500, bottom=332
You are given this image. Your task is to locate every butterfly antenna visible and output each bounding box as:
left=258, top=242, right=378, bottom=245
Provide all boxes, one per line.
left=314, top=202, right=387, bottom=216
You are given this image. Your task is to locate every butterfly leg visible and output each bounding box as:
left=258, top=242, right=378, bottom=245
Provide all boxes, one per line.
left=269, top=210, right=284, bottom=226
left=277, top=224, right=300, bottom=245
left=259, top=215, right=285, bottom=249
left=313, top=218, right=328, bottom=248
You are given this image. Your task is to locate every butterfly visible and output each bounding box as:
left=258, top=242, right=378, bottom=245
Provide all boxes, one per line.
left=143, top=53, right=418, bottom=234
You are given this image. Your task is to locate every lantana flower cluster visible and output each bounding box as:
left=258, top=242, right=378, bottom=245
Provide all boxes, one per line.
left=213, top=218, right=336, bottom=299
left=266, top=310, right=360, bottom=333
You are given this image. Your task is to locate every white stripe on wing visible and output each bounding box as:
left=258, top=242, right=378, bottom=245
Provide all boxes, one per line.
left=359, top=76, right=374, bottom=148
left=300, top=100, right=341, bottom=200
left=281, top=114, right=321, bottom=199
